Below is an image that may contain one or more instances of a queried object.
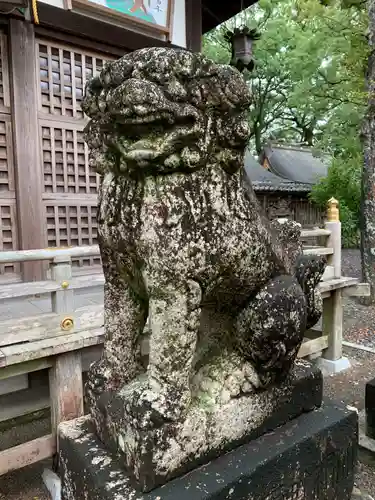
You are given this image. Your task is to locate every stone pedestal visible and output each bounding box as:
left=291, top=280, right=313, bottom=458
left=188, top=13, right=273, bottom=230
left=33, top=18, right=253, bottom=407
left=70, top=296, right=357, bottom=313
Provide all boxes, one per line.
left=59, top=400, right=357, bottom=500
left=93, top=361, right=322, bottom=492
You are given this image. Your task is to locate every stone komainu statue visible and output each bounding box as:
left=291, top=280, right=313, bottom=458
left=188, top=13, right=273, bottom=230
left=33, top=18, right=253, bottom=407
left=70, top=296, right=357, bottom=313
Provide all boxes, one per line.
left=83, top=48, right=325, bottom=430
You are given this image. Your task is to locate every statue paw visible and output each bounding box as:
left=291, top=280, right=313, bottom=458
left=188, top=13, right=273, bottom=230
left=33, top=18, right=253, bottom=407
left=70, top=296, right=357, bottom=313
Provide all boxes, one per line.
left=120, top=376, right=190, bottom=428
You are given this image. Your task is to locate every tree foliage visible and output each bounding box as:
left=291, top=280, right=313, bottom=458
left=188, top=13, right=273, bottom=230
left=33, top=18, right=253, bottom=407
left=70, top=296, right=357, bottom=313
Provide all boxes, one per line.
left=203, top=0, right=367, bottom=246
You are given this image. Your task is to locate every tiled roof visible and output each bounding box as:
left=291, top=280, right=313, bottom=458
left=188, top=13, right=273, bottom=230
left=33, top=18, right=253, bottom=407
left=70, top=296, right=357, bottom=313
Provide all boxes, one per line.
left=244, top=152, right=312, bottom=193
left=263, top=144, right=329, bottom=184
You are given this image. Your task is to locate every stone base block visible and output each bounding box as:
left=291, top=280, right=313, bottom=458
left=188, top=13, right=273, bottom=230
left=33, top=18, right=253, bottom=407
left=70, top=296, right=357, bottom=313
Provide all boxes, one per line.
left=358, top=409, right=375, bottom=454
left=315, top=356, right=351, bottom=375
left=93, top=361, right=323, bottom=491
left=59, top=400, right=358, bottom=500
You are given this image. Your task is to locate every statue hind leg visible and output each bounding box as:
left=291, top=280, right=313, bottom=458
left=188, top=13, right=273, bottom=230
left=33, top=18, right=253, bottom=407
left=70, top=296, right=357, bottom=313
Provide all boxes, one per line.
left=235, top=275, right=308, bottom=388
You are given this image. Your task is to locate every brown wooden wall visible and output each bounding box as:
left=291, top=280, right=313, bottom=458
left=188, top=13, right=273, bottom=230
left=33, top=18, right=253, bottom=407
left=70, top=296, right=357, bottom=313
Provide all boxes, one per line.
left=257, top=193, right=324, bottom=228
left=0, top=20, right=121, bottom=282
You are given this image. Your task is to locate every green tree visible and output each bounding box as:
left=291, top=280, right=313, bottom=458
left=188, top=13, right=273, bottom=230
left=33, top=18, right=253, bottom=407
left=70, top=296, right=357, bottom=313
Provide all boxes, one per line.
left=203, top=0, right=367, bottom=248
left=203, top=0, right=366, bottom=155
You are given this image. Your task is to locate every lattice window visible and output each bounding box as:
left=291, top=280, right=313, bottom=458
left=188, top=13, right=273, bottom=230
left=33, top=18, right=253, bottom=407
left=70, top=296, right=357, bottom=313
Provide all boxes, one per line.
left=41, top=122, right=99, bottom=194
left=0, top=114, right=14, bottom=193
left=0, top=33, right=10, bottom=112
left=0, top=202, right=19, bottom=276
left=45, top=203, right=100, bottom=268
left=37, top=41, right=111, bottom=118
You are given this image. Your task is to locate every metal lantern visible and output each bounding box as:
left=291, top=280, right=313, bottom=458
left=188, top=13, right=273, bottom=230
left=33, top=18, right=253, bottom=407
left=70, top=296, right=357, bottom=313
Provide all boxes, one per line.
left=225, top=27, right=261, bottom=73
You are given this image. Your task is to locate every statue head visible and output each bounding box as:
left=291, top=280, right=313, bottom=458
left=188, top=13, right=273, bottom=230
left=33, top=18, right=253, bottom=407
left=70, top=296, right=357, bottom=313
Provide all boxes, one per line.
left=82, top=47, right=251, bottom=176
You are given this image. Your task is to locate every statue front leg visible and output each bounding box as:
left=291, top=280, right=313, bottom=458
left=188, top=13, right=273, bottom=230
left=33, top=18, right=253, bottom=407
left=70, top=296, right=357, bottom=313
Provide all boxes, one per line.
left=86, top=246, right=147, bottom=413
left=122, top=278, right=202, bottom=425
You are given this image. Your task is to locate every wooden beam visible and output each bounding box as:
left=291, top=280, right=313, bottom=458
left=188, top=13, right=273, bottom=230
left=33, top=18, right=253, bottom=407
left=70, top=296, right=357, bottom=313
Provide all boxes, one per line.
left=186, top=0, right=202, bottom=52
left=342, top=283, right=371, bottom=297
left=0, top=382, right=49, bottom=423
left=0, top=328, right=104, bottom=367
left=0, top=434, right=55, bottom=476
left=9, top=19, right=45, bottom=281
left=322, top=289, right=342, bottom=361
left=0, top=358, right=53, bottom=380
left=0, top=304, right=104, bottom=347
left=21, top=3, right=178, bottom=53
left=301, top=228, right=331, bottom=238
left=298, top=336, right=328, bottom=358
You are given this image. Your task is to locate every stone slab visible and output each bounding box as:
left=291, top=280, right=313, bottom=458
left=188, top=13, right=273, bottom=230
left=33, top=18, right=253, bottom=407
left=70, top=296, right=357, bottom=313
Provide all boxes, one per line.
left=95, top=361, right=323, bottom=491
left=59, top=400, right=357, bottom=500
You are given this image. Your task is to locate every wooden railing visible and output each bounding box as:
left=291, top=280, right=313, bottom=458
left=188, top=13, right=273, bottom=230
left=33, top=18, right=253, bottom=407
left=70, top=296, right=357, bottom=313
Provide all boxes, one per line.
left=0, top=198, right=370, bottom=476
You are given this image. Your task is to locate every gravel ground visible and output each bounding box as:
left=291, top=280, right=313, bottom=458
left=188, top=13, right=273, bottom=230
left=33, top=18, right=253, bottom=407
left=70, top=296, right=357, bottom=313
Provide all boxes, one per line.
left=342, top=249, right=375, bottom=347
left=1, top=249, right=375, bottom=499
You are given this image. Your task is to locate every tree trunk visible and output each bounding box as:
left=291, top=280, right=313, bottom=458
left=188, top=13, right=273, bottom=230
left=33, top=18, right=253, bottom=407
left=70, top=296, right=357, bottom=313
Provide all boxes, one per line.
left=302, top=127, right=314, bottom=146
left=254, top=124, right=263, bottom=156
left=360, top=0, right=375, bottom=303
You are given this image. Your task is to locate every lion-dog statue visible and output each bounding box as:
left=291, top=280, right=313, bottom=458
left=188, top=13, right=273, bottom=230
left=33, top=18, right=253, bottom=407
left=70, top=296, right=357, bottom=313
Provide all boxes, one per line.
left=82, top=47, right=326, bottom=490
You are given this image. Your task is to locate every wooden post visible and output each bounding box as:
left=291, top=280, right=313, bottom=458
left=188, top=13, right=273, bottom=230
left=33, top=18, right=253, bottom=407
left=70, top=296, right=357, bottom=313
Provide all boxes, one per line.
left=51, top=256, right=74, bottom=316
left=322, top=291, right=343, bottom=361
left=325, top=197, right=341, bottom=278
left=49, top=352, right=84, bottom=440
left=185, top=0, right=202, bottom=52
left=49, top=256, right=82, bottom=456
left=9, top=19, right=45, bottom=281
left=322, top=197, right=343, bottom=362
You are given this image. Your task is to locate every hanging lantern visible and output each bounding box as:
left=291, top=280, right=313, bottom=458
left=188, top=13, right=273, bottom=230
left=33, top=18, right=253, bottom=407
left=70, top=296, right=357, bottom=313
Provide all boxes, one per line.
left=224, top=27, right=261, bottom=73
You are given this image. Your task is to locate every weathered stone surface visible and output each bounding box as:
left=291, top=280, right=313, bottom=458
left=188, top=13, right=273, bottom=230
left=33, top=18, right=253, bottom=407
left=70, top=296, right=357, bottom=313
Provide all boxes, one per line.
left=59, top=401, right=357, bottom=500
left=90, top=361, right=322, bottom=491
left=81, top=47, right=327, bottom=491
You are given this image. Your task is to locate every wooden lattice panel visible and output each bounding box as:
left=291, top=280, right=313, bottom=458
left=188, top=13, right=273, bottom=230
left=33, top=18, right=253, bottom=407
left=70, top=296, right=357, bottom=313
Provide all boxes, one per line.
left=45, top=202, right=100, bottom=268
left=0, top=201, right=19, bottom=276
left=40, top=120, right=99, bottom=194
left=37, top=40, right=112, bottom=118
left=0, top=114, right=14, bottom=194
left=0, top=33, right=10, bottom=112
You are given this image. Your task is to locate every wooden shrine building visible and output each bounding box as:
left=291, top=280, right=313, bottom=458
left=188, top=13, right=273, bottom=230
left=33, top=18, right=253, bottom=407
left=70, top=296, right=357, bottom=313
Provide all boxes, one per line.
left=244, top=145, right=328, bottom=227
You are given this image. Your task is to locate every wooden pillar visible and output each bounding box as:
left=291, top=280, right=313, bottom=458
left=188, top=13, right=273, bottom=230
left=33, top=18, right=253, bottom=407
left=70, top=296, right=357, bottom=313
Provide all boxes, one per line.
left=325, top=197, right=341, bottom=279
left=186, top=0, right=202, bottom=52
left=323, top=197, right=343, bottom=362
left=9, top=19, right=45, bottom=281
left=49, top=352, right=84, bottom=447
left=49, top=256, right=82, bottom=458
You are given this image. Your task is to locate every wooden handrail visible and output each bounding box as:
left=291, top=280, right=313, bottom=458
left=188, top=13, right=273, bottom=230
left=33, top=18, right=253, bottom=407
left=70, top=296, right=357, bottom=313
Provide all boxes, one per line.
left=0, top=245, right=100, bottom=264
